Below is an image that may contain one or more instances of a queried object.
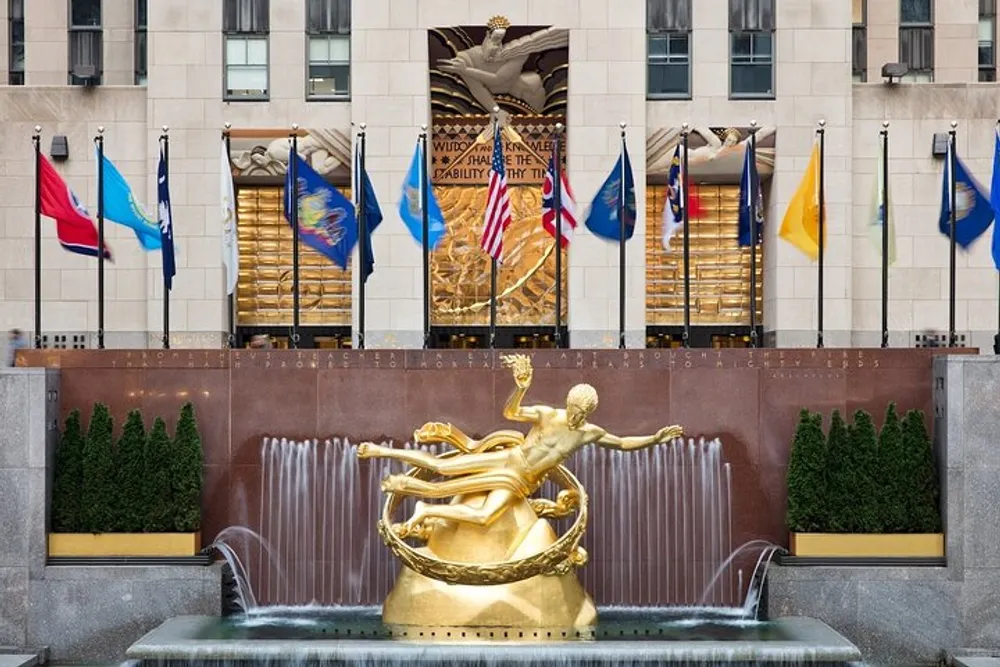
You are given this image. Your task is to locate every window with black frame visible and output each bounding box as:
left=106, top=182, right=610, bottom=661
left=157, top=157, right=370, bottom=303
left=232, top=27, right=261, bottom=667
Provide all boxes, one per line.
left=647, top=0, right=691, bottom=99
left=729, top=0, right=774, bottom=99
left=8, top=0, right=24, bottom=85
left=307, top=0, right=350, bottom=99
left=135, top=0, right=147, bottom=85
left=899, top=0, right=934, bottom=82
left=223, top=0, right=269, bottom=100
left=69, top=0, right=102, bottom=85
left=980, top=0, right=996, bottom=82
left=852, top=0, right=867, bottom=82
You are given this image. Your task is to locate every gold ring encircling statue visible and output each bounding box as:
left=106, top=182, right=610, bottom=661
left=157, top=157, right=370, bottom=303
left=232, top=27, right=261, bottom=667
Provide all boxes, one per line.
left=376, top=431, right=589, bottom=586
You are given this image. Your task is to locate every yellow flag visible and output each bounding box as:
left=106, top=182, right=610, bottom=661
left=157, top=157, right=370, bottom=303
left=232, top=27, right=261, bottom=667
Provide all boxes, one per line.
left=778, top=143, right=825, bottom=260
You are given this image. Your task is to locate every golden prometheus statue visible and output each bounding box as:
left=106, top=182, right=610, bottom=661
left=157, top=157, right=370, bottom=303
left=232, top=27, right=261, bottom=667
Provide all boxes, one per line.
left=357, top=354, right=683, bottom=629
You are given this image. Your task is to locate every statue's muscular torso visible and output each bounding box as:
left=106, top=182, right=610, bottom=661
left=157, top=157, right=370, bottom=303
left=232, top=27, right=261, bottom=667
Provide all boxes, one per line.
left=510, top=407, right=603, bottom=484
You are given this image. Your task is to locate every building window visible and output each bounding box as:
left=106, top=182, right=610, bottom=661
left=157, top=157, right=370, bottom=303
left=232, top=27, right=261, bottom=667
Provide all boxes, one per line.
left=306, top=0, right=350, bottom=99
left=224, top=0, right=269, bottom=100
left=69, top=0, right=103, bottom=85
left=899, top=0, right=933, bottom=82
left=980, top=0, right=997, bottom=82
left=647, top=0, right=691, bottom=98
left=729, top=0, right=774, bottom=99
left=8, top=0, right=24, bottom=85
left=852, top=0, right=867, bottom=82
left=135, top=0, right=147, bottom=85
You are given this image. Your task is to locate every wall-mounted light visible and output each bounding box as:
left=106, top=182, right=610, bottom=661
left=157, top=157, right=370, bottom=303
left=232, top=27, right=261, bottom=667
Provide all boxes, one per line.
left=50, top=135, right=69, bottom=161
left=931, top=133, right=949, bottom=158
left=881, top=62, right=908, bottom=83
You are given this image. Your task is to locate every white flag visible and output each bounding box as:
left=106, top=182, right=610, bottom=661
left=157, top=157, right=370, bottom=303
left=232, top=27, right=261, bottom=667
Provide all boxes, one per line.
left=221, top=138, right=239, bottom=296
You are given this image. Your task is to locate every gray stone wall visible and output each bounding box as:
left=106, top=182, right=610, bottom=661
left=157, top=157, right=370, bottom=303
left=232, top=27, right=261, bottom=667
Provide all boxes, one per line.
left=767, top=354, right=1000, bottom=665
left=0, top=369, right=222, bottom=662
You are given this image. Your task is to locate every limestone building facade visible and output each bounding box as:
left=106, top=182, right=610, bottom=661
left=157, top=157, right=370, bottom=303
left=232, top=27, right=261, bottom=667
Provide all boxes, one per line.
left=0, top=0, right=998, bottom=350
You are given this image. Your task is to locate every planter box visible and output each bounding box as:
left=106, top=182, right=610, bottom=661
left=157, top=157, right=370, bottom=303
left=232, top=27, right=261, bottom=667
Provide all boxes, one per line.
left=789, top=532, right=944, bottom=558
left=48, top=532, right=201, bottom=557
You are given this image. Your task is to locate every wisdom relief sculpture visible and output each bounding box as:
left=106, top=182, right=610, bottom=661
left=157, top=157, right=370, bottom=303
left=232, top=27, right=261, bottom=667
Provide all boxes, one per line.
left=358, top=354, right=683, bottom=628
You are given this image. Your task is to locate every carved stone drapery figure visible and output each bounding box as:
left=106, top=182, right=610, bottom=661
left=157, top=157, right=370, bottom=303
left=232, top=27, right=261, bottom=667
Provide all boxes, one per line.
left=437, top=16, right=569, bottom=123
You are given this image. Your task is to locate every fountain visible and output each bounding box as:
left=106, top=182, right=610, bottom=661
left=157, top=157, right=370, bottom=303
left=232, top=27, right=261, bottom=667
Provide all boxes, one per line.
left=126, top=354, right=862, bottom=665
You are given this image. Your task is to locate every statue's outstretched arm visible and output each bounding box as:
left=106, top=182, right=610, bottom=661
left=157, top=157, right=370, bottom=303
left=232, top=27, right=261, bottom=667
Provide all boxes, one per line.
left=592, top=424, right=683, bottom=452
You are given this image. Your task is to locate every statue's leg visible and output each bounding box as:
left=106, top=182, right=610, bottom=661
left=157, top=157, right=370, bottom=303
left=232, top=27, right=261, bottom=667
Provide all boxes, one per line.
left=383, top=470, right=502, bottom=498
left=408, top=488, right=516, bottom=529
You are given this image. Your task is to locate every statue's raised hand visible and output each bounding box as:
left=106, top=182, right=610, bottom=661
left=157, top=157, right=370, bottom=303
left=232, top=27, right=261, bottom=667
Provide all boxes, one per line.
left=501, top=353, right=533, bottom=389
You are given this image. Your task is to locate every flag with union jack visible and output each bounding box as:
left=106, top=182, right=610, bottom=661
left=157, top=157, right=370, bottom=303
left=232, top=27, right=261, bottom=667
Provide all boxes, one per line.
left=480, top=127, right=512, bottom=262
left=541, top=153, right=576, bottom=248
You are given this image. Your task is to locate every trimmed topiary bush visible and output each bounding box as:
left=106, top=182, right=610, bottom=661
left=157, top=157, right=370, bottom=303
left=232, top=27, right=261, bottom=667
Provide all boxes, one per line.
left=144, top=417, right=174, bottom=533
left=52, top=410, right=85, bottom=533
left=82, top=403, right=116, bottom=533
left=171, top=402, right=203, bottom=532
left=847, top=409, right=882, bottom=533
left=786, top=409, right=827, bottom=533
left=115, top=409, right=148, bottom=532
left=876, top=403, right=908, bottom=532
left=901, top=409, right=942, bottom=533
left=822, top=409, right=852, bottom=532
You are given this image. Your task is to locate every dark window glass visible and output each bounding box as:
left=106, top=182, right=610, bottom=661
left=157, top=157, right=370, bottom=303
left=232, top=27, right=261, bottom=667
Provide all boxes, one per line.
left=224, top=0, right=269, bottom=33
left=71, top=0, right=102, bottom=27
left=852, top=26, right=867, bottom=81
left=730, top=31, right=773, bottom=97
left=900, top=0, right=932, bottom=24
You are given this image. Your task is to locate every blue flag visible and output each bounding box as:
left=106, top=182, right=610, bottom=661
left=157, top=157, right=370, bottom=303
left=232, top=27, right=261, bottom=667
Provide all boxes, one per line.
left=398, top=142, right=446, bottom=248
left=584, top=143, right=636, bottom=241
left=96, top=150, right=162, bottom=251
left=157, top=148, right=176, bottom=291
left=939, top=141, right=994, bottom=249
left=738, top=143, right=764, bottom=247
left=991, top=127, right=1000, bottom=269
left=355, top=143, right=383, bottom=282
left=284, top=148, right=358, bottom=270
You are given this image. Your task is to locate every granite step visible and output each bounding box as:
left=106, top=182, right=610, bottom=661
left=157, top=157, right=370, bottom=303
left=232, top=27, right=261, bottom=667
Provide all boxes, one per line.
left=0, top=655, right=39, bottom=667
left=955, top=659, right=1000, bottom=667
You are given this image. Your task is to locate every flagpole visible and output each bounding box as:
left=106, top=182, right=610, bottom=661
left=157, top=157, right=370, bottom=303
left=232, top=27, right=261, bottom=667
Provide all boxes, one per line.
left=816, top=119, right=826, bottom=349
left=618, top=122, right=627, bottom=350
left=223, top=123, right=236, bottom=348
left=95, top=126, right=106, bottom=349
left=489, top=108, right=501, bottom=350
left=32, top=126, right=42, bottom=349
left=681, top=122, right=692, bottom=348
left=553, top=122, right=564, bottom=349
left=880, top=121, right=890, bottom=348
left=948, top=120, right=958, bottom=348
left=748, top=120, right=759, bottom=349
left=357, top=122, right=367, bottom=350
left=160, top=126, right=170, bottom=350
left=290, top=123, right=300, bottom=349
left=420, top=125, right=431, bottom=349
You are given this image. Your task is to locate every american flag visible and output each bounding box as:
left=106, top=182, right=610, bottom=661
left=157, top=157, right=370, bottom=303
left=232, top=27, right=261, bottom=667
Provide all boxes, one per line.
left=480, top=127, right=512, bottom=262
left=542, top=155, right=577, bottom=247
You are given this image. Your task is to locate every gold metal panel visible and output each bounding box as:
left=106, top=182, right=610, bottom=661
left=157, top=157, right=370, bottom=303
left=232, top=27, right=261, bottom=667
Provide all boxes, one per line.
left=431, top=185, right=567, bottom=327
left=645, top=184, right=763, bottom=326
left=236, top=186, right=352, bottom=326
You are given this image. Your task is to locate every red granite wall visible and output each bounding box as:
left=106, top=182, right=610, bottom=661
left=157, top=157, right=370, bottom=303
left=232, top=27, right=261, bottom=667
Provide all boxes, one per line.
left=19, top=347, right=967, bottom=602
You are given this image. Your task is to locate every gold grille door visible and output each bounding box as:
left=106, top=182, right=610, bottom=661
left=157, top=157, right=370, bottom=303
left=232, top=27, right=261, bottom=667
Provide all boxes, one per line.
left=236, top=185, right=353, bottom=326
left=646, top=184, right=763, bottom=326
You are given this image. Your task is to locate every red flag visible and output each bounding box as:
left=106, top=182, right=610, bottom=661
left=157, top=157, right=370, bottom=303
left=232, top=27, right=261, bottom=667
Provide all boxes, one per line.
left=38, top=153, right=112, bottom=260
left=481, top=128, right=512, bottom=262
left=542, top=156, right=577, bottom=248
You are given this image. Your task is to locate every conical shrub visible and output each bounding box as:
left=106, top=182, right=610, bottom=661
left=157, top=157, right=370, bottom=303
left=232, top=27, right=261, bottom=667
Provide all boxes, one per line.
left=52, top=410, right=85, bottom=532
left=82, top=403, right=115, bottom=533
left=786, top=409, right=827, bottom=532
left=171, top=403, right=203, bottom=532
left=115, top=409, right=147, bottom=532
left=144, top=417, right=174, bottom=532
